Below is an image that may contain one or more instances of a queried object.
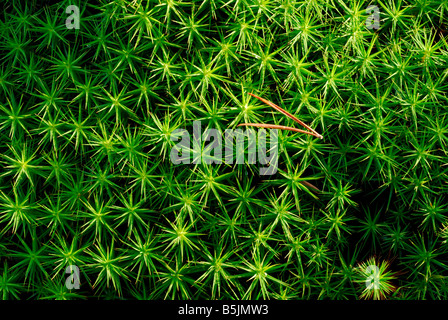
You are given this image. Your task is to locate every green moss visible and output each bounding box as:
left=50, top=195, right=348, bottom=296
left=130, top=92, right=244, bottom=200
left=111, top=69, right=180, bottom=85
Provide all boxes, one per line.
left=0, top=0, right=447, bottom=300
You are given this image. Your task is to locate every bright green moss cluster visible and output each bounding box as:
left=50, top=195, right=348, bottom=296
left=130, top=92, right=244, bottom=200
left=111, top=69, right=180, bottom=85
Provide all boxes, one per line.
left=0, top=0, right=448, bottom=300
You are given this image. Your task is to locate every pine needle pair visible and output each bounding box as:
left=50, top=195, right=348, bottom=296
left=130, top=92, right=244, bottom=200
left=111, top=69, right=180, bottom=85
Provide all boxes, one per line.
left=238, top=93, right=323, bottom=140
left=238, top=93, right=323, bottom=192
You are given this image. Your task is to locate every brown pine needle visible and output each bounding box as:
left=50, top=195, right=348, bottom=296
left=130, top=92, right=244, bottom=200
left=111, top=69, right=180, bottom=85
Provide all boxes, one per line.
left=238, top=93, right=323, bottom=193
left=247, top=92, right=323, bottom=139
left=237, top=123, right=320, bottom=138
left=301, top=180, right=320, bottom=193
